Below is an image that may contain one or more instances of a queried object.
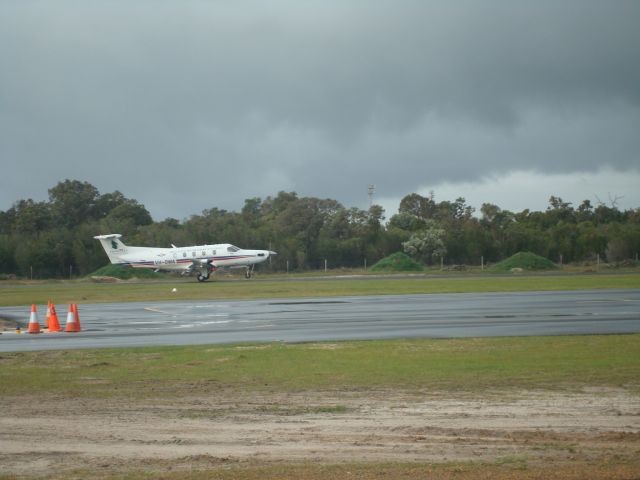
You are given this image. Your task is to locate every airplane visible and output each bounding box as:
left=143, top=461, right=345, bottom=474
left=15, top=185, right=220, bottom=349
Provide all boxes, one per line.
left=94, top=234, right=276, bottom=282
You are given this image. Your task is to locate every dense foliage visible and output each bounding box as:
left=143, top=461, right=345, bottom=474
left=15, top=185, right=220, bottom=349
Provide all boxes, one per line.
left=0, top=180, right=638, bottom=278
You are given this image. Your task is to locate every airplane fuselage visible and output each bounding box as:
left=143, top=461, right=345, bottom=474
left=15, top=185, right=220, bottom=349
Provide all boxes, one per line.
left=119, top=244, right=269, bottom=271
left=94, top=234, right=274, bottom=281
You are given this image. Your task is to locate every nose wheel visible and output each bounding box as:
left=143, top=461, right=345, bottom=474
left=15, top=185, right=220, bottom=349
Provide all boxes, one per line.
left=245, top=266, right=254, bottom=279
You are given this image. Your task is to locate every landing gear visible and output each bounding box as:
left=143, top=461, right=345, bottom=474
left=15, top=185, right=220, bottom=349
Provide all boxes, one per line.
left=196, top=265, right=215, bottom=282
left=244, top=266, right=254, bottom=279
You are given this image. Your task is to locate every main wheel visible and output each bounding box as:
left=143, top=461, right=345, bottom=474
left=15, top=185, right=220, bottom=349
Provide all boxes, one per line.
left=244, top=269, right=252, bottom=279
left=197, top=274, right=207, bottom=282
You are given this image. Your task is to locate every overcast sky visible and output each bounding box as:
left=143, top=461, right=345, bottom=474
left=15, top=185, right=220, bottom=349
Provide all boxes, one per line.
left=1, top=1, right=639, bottom=221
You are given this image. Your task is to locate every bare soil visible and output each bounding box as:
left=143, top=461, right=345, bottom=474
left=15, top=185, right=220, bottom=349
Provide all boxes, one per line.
left=0, top=317, right=16, bottom=331
left=1, top=388, right=639, bottom=478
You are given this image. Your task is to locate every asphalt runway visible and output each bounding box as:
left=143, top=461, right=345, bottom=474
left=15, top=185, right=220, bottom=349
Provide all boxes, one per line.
left=1, top=289, right=639, bottom=352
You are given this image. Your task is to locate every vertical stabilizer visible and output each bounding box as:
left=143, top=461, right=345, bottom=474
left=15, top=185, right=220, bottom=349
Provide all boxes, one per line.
left=94, top=234, right=127, bottom=264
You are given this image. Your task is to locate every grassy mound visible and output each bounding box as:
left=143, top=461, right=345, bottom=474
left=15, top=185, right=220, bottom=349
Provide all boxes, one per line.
left=88, top=264, right=163, bottom=279
left=370, top=252, right=423, bottom=272
left=490, top=252, right=557, bottom=273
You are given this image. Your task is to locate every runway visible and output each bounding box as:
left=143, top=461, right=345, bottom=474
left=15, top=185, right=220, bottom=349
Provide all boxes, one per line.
left=1, top=289, right=639, bottom=352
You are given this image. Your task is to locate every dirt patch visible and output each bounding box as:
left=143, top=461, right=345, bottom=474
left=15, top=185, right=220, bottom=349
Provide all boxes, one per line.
left=1, top=388, right=639, bottom=477
left=0, top=316, right=18, bottom=331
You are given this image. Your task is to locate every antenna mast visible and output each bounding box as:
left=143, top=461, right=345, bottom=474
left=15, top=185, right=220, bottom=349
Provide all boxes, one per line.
left=367, top=185, right=376, bottom=207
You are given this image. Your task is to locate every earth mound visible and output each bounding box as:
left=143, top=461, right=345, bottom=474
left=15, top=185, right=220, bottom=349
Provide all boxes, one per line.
left=370, top=252, right=423, bottom=272
left=490, top=252, right=557, bottom=273
left=87, top=264, right=162, bottom=280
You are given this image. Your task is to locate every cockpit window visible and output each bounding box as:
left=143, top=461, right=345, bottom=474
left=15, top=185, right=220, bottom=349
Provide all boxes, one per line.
left=227, top=245, right=240, bottom=253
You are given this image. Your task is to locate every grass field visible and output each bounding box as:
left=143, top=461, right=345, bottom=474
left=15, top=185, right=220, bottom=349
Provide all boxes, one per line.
left=18, top=463, right=633, bottom=480
left=1, top=335, right=639, bottom=479
left=1, top=272, right=639, bottom=307
left=2, top=335, right=639, bottom=398
left=2, top=273, right=639, bottom=479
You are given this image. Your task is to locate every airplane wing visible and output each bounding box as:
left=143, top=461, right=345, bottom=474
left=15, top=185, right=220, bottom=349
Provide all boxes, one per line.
left=187, top=258, right=212, bottom=273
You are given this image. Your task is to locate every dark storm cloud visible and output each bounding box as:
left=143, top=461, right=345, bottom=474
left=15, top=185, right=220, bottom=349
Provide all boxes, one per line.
left=1, top=1, right=639, bottom=219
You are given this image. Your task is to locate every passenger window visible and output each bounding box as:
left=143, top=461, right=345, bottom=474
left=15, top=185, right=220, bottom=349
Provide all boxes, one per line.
left=192, top=251, right=196, bottom=257
left=183, top=252, right=186, bottom=258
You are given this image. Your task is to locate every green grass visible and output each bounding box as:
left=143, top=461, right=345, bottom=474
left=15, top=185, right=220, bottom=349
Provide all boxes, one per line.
left=88, top=264, right=163, bottom=279
left=5, top=461, right=638, bottom=480
left=2, top=335, right=639, bottom=479
left=1, top=273, right=639, bottom=307
left=370, top=252, right=423, bottom=272
left=489, top=251, right=558, bottom=272
left=1, top=335, right=638, bottom=398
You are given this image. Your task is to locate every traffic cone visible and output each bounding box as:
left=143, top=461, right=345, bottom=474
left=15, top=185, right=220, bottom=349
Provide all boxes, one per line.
left=27, top=304, right=41, bottom=334
left=44, top=301, right=51, bottom=329
left=47, top=303, right=61, bottom=332
left=73, top=304, right=82, bottom=331
left=64, top=304, right=80, bottom=332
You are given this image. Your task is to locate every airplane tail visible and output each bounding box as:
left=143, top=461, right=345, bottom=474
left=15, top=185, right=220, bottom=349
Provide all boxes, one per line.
left=94, top=234, right=128, bottom=264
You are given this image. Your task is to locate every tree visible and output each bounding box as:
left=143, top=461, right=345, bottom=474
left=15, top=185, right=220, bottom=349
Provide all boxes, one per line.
left=241, top=197, right=262, bottom=225
left=575, top=221, right=606, bottom=260
left=0, top=235, right=17, bottom=273
left=93, top=191, right=127, bottom=219
left=1, top=181, right=639, bottom=278
left=546, top=196, right=575, bottom=225
left=402, top=220, right=447, bottom=264
left=388, top=212, right=427, bottom=232
left=398, top=192, right=436, bottom=219
left=12, top=199, right=52, bottom=235
left=106, top=200, right=152, bottom=226
left=48, top=180, right=100, bottom=228
left=605, top=223, right=640, bottom=262
left=481, top=203, right=515, bottom=260
left=576, top=200, right=594, bottom=223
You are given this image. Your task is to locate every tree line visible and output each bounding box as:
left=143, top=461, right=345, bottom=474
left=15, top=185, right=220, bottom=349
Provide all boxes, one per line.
left=0, top=180, right=638, bottom=278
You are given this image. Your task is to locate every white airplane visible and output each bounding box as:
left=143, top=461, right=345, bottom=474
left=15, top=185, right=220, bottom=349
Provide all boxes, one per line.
left=94, top=234, right=275, bottom=282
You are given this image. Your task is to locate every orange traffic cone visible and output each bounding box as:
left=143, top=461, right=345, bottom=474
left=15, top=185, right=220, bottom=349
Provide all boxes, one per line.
left=44, top=301, right=51, bottom=329
left=27, top=304, right=41, bottom=334
left=47, top=303, right=61, bottom=332
left=64, top=304, right=80, bottom=332
left=73, top=304, right=82, bottom=331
